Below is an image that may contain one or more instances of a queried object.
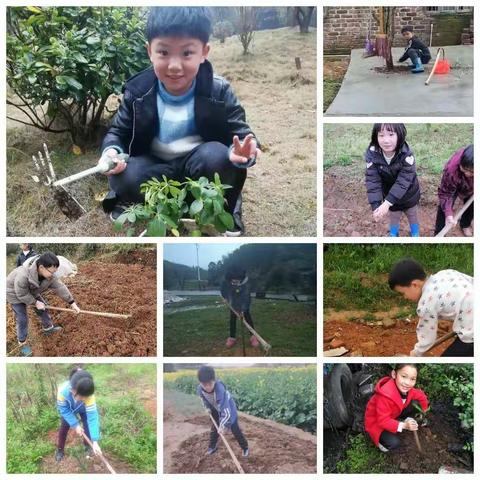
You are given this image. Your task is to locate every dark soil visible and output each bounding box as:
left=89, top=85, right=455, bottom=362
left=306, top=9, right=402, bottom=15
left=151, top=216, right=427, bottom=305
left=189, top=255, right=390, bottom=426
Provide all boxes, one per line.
left=323, top=164, right=466, bottom=237
left=324, top=312, right=455, bottom=357
left=373, top=65, right=414, bottom=74
left=324, top=402, right=472, bottom=474
left=7, top=252, right=156, bottom=356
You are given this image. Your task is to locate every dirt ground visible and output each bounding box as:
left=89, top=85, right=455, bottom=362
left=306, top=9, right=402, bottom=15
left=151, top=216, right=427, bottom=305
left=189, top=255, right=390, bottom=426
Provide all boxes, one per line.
left=164, top=390, right=316, bottom=474
left=323, top=164, right=466, bottom=237
left=6, top=250, right=156, bottom=356
left=324, top=309, right=455, bottom=357
left=41, top=429, right=136, bottom=474
left=324, top=403, right=472, bottom=474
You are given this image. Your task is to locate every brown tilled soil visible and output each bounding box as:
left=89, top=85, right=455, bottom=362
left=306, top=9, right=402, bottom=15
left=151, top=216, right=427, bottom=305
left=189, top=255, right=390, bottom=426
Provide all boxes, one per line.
left=323, top=165, right=466, bottom=237
left=7, top=250, right=156, bottom=356
left=324, top=310, right=455, bottom=357
left=164, top=393, right=316, bottom=474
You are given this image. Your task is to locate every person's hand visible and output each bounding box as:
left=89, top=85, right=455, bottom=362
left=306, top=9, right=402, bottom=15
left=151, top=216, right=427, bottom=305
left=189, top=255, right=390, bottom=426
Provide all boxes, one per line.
left=71, top=302, right=81, bottom=314
left=35, top=300, right=46, bottom=311
left=99, top=149, right=127, bottom=176
left=446, top=215, right=457, bottom=227
left=218, top=426, right=226, bottom=435
left=410, top=349, right=422, bottom=357
left=403, top=418, right=419, bottom=431
left=92, top=441, right=102, bottom=456
left=75, top=425, right=84, bottom=437
left=229, top=134, right=261, bottom=165
left=372, top=202, right=390, bottom=221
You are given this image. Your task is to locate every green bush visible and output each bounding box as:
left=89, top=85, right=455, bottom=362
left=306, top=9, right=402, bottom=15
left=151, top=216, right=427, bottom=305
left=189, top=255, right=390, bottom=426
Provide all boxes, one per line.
left=7, top=6, right=150, bottom=146
left=165, top=366, right=317, bottom=432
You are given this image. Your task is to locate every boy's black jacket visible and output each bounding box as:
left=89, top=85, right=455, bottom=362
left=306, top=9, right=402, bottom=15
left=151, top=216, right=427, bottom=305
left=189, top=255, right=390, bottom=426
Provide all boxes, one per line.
left=102, top=60, right=257, bottom=156
left=399, top=36, right=431, bottom=62
left=365, top=142, right=421, bottom=211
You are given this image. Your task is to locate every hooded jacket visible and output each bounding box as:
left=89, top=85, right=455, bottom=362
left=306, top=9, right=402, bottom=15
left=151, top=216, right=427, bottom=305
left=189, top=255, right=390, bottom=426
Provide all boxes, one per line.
left=365, top=142, right=421, bottom=212
left=221, top=275, right=251, bottom=312
left=438, top=147, right=474, bottom=217
left=364, top=376, right=428, bottom=446
left=6, top=256, right=74, bottom=305
left=56, top=380, right=100, bottom=441
left=101, top=60, right=257, bottom=158
left=197, top=379, right=238, bottom=429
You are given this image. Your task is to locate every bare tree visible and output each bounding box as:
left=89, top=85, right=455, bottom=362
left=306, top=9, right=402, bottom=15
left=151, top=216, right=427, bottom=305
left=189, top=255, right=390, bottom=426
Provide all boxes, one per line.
left=294, top=7, right=315, bottom=33
left=236, top=7, right=258, bottom=55
left=372, top=7, right=397, bottom=70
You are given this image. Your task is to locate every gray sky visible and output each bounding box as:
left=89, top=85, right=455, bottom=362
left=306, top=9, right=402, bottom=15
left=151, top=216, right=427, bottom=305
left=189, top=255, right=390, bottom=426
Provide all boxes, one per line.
left=164, top=243, right=243, bottom=269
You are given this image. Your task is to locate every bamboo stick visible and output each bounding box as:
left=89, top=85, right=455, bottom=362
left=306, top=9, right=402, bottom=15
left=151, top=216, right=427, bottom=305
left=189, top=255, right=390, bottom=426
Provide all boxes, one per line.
left=45, top=305, right=131, bottom=319
left=208, top=413, right=245, bottom=474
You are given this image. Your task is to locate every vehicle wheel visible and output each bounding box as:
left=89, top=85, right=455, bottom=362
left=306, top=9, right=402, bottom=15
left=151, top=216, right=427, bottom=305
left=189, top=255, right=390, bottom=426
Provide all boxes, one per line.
left=324, top=364, right=354, bottom=429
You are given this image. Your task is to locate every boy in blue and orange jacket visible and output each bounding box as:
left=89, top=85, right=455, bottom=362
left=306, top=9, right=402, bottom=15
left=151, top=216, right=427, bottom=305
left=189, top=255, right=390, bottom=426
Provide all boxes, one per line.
left=55, top=367, right=101, bottom=462
left=197, top=365, right=249, bottom=457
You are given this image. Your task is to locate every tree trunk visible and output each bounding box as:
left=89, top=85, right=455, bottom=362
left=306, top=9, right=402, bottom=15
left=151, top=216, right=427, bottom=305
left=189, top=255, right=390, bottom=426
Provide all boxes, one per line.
left=295, top=7, right=315, bottom=33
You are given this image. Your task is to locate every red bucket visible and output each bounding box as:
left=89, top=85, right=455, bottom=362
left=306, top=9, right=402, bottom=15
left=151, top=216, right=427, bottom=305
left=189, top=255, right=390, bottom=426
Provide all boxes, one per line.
left=434, top=48, right=450, bottom=74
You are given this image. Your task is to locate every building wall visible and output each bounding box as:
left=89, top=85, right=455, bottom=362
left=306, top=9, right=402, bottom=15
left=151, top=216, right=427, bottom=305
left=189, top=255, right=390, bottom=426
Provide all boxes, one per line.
left=324, top=6, right=473, bottom=54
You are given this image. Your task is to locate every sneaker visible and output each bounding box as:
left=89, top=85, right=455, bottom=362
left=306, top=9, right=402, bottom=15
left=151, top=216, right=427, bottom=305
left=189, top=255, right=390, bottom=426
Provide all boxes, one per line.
left=226, top=337, right=237, bottom=348
left=109, top=203, right=130, bottom=222
left=84, top=446, right=94, bottom=458
left=462, top=226, right=473, bottom=237
left=242, top=448, right=249, bottom=458
left=207, top=446, right=218, bottom=455
left=18, top=342, right=32, bottom=357
left=55, top=448, right=65, bottom=462
left=378, top=443, right=389, bottom=453
left=224, top=228, right=243, bottom=237
left=249, top=335, right=260, bottom=348
left=42, top=325, right=62, bottom=336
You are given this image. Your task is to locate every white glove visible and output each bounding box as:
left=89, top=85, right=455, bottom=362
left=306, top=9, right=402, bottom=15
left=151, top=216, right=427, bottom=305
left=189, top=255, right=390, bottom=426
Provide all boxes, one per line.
left=70, top=302, right=81, bottom=314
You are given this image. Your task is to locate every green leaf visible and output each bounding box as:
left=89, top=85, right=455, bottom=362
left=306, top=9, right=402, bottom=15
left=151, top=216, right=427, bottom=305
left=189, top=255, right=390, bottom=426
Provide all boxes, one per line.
left=72, top=52, right=88, bottom=63
left=56, top=75, right=83, bottom=90
left=86, top=36, right=101, bottom=45
left=127, top=211, right=136, bottom=223
left=146, top=217, right=166, bottom=237
left=171, top=228, right=180, bottom=237
left=218, top=211, right=234, bottom=230
left=189, top=199, right=203, bottom=216
left=191, top=230, right=202, bottom=237
left=213, top=198, right=223, bottom=214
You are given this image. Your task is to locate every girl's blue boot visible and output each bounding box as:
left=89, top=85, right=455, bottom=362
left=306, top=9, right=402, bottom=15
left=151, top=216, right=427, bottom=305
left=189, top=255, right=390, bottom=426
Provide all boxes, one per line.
left=410, top=223, right=420, bottom=237
left=389, top=224, right=400, bottom=237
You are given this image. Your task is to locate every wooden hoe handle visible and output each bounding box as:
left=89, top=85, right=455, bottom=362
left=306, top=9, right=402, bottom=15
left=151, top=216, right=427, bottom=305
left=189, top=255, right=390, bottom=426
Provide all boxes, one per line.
left=45, top=305, right=131, bottom=319
left=435, top=196, right=474, bottom=237
left=208, top=413, right=245, bottom=474
left=81, top=432, right=116, bottom=474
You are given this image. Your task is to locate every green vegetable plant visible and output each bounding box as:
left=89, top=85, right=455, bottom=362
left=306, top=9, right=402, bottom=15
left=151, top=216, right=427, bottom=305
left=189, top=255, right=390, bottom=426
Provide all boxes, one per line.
left=114, top=173, right=234, bottom=237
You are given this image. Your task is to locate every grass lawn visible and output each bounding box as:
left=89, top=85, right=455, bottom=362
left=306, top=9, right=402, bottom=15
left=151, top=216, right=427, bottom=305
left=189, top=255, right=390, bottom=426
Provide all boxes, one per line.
left=323, top=123, right=474, bottom=173
left=164, top=297, right=316, bottom=356
left=324, top=244, right=473, bottom=312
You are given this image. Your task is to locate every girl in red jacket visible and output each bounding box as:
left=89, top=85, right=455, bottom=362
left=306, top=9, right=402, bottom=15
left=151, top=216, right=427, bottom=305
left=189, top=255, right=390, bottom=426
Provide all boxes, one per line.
left=365, top=364, right=428, bottom=451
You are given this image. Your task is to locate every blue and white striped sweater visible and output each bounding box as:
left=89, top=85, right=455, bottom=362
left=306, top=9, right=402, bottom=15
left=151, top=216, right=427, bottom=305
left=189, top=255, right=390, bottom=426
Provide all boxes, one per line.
left=56, top=380, right=100, bottom=441
left=150, top=79, right=203, bottom=161
left=197, top=380, right=238, bottom=428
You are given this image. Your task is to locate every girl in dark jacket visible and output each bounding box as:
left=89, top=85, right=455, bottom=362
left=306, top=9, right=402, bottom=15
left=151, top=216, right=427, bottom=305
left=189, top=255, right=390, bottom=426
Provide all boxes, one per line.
left=365, top=123, right=421, bottom=237
left=220, top=265, right=259, bottom=348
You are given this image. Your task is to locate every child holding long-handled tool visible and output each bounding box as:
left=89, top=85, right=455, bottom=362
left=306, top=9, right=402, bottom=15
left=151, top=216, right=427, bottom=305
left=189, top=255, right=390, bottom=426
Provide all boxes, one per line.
left=389, top=259, right=473, bottom=357
left=197, top=366, right=249, bottom=459
left=55, top=367, right=102, bottom=462
left=365, top=364, right=429, bottom=452
left=434, top=145, right=474, bottom=237
left=221, top=266, right=259, bottom=348
left=6, top=252, right=80, bottom=356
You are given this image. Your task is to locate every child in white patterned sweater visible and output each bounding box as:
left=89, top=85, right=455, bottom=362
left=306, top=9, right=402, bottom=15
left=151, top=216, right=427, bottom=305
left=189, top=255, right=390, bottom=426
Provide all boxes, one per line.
left=389, top=258, right=473, bottom=357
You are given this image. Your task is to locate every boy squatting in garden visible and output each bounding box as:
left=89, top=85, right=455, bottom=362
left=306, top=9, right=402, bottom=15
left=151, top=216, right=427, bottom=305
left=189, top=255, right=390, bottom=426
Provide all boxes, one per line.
left=99, top=7, right=260, bottom=235
left=398, top=26, right=431, bottom=73
left=365, top=123, right=421, bottom=237
left=434, top=145, right=473, bottom=237
left=221, top=265, right=259, bottom=348
left=365, top=364, right=428, bottom=452
left=6, top=252, right=81, bottom=357
left=389, top=259, right=473, bottom=357
left=55, top=367, right=102, bottom=462
left=197, top=365, right=249, bottom=457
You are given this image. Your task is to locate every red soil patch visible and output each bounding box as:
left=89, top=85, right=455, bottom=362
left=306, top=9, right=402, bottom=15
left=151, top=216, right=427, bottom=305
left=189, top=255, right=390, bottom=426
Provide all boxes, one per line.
left=7, top=252, right=156, bottom=357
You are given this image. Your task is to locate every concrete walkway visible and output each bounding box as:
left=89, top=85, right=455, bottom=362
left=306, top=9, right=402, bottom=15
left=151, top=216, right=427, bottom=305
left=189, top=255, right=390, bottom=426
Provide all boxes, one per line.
left=325, top=45, right=473, bottom=116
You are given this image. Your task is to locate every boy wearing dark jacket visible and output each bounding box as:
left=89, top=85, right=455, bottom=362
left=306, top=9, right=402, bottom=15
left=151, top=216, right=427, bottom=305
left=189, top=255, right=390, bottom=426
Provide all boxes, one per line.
left=221, top=265, right=259, bottom=348
left=398, top=26, right=431, bottom=73
left=100, top=7, right=260, bottom=235
left=197, top=365, right=249, bottom=457
left=16, top=243, right=37, bottom=267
